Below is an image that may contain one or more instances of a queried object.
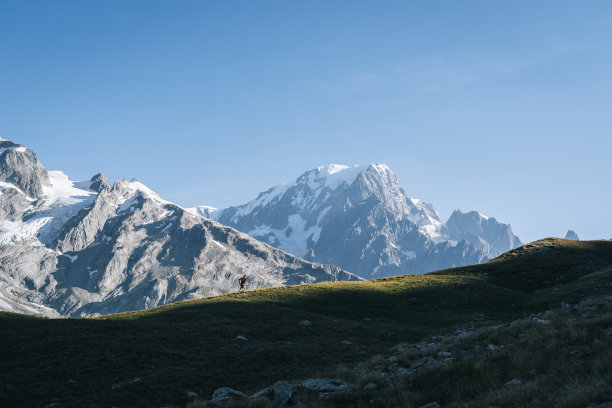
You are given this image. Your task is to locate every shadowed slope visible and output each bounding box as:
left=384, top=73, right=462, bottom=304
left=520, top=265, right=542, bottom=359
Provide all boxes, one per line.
left=1, top=238, right=611, bottom=408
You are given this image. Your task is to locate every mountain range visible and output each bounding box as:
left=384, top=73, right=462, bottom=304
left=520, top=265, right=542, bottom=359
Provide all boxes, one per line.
left=195, top=164, right=522, bottom=279
left=0, top=140, right=357, bottom=317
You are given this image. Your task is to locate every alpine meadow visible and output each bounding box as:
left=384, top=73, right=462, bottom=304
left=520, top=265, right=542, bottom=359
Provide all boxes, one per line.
left=1, top=2, right=612, bottom=408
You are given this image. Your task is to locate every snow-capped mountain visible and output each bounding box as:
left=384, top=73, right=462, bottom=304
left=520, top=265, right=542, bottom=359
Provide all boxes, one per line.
left=203, top=164, right=521, bottom=279
left=441, top=210, right=522, bottom=259
left=0, top=141, right=358, bottom=317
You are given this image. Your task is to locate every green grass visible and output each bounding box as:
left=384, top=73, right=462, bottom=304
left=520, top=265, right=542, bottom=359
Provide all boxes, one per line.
left=1, top=238, right=611, bottom=408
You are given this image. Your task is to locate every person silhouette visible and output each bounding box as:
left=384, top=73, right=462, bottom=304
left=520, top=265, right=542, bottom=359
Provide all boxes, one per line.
left=238, top=274, right=247, bottom=295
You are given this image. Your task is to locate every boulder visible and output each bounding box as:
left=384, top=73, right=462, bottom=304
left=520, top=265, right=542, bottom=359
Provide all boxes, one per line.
left=410, top=356, right=435, bottom=370
left=504, top=378, right=521, bottom=386
left=301, top=378, right=353, bottom=392
left=211, top=386, right=245, bottom=402
left=419, top=403, right=440, bottom=408
left=600, top=328, right=612, bottom=338
left=396, top=367, right=412, bottom=377
left=272, top=380, right=297, bottom=400
left=251, top=387, right=274, bottom=399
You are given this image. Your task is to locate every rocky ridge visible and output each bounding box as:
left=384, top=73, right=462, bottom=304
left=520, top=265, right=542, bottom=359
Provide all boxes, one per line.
left=0, top=141, right=358, bottom=317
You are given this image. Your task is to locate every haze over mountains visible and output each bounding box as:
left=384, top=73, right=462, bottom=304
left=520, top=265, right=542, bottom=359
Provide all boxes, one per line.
left=195, top=164, right=522, bottom=279
left=0, top=140, right=357, bottom=317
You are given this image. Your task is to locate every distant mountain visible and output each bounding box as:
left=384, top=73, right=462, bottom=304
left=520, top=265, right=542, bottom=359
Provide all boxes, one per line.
left=200, top=164, right=521, bottom=279
left=0, top=140, right=358, bottom=317
left=565, top=230, right=580, bottom=241
left=441, top=210, right=522, bottom=258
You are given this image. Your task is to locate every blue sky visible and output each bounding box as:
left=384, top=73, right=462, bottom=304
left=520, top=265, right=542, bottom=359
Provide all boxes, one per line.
left=1, top=1, right=611, bottom=243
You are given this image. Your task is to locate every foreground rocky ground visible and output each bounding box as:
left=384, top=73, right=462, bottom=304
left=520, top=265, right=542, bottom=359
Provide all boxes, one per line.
left=189, top=292, right=612, bottom=408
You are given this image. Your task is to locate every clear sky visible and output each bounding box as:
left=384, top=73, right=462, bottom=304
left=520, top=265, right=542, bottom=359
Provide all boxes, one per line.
left=1, top=1, right=611, bottom=243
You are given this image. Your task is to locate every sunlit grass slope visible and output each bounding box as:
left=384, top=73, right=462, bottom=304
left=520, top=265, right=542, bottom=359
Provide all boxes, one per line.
left=1, top=238, right=611, bottom=408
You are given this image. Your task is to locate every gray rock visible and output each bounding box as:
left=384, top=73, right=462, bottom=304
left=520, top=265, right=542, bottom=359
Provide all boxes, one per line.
left=397, top=367, right=412, bottom=377
left=270, top=380, right=313, bottom=407
left=600, top=328, right=612, bottom=338
left=185, top=391, right=199, bottom=399
left=457, top=349, right=475, bottom=358
left=211, top=386, right=245, bottom=401
left=586, top=403, right=612, bottom=408
left=236, top=335, right=248, bottom=341
left=410, top=356, right=435, bottom=370
left=272, top=381, right=297, bottom=401
left=418, top=402, right=440, bottom=408
left=89, top=173, right=111, bottom=193
left=504, top=378, right=521, bottom=386
left=0, top=141, right=50, bottom=198
left=363, top=383, right=377, bottom=390
left=251, top=387, right=274, bottom=399
left=301, top=378, right=353, bottom=392
left=0, top=187, right=31, bottom=221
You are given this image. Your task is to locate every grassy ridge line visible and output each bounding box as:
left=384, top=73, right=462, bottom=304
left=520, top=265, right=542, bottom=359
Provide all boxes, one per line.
left=0, top=238, right=610, bottom=408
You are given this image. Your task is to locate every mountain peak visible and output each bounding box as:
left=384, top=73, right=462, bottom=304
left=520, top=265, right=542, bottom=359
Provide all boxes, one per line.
left=0, top=139, right=50, bottom=198
left=89, top=173, right=110, bottom=193
left=565, top=230, right=580, bottom=241
left=443, top=209, right=521, bottom=258
left=316, top=164, right=351, bottom=175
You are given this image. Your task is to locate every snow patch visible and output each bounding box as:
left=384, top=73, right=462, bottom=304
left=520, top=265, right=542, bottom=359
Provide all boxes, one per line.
left=125, top=180, right=173, bottom=206
left=0, top=145, right=27, bottom=155
left=186, top=205, right=219, bottom=220
left=477, top=212, right=489, bottom=220
left=63, top=254, right=78, bottom=263
left=0, top=171, right=97, bottom=245
left=0, top=218, right=53, bottom=245
left=402, top=250, right=416, bottom=260
left=117, top=196, right=139, bottom=214
left=73, top=180, right=93, bottom=190
left=0, top=181, right=35, bottom=200
left=323, top=164, right=349, bottom=175
left=309, top=164, right=365, bottom=191
left=232, top=183, right=290, bottom=221
left=247, top=214, right=322, bottom=258
left=87, top=267, right=98, bottom=278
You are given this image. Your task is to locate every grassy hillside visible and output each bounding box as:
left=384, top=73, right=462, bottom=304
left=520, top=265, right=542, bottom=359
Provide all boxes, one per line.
left=1, top=238, right=611, bottom=408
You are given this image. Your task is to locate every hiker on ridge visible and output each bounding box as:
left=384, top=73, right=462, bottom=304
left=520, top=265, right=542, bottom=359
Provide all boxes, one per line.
left=238, top=274, right=247, bottom=295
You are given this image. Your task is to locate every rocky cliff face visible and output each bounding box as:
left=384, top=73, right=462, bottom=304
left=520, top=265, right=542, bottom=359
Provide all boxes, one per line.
left=0, top=141, right=358, bottom=317
left=0, top=141, right=49, bottom=199
left=441, top=210, right=522, bottom=259
left=203, top=164, right=521, bottom=278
